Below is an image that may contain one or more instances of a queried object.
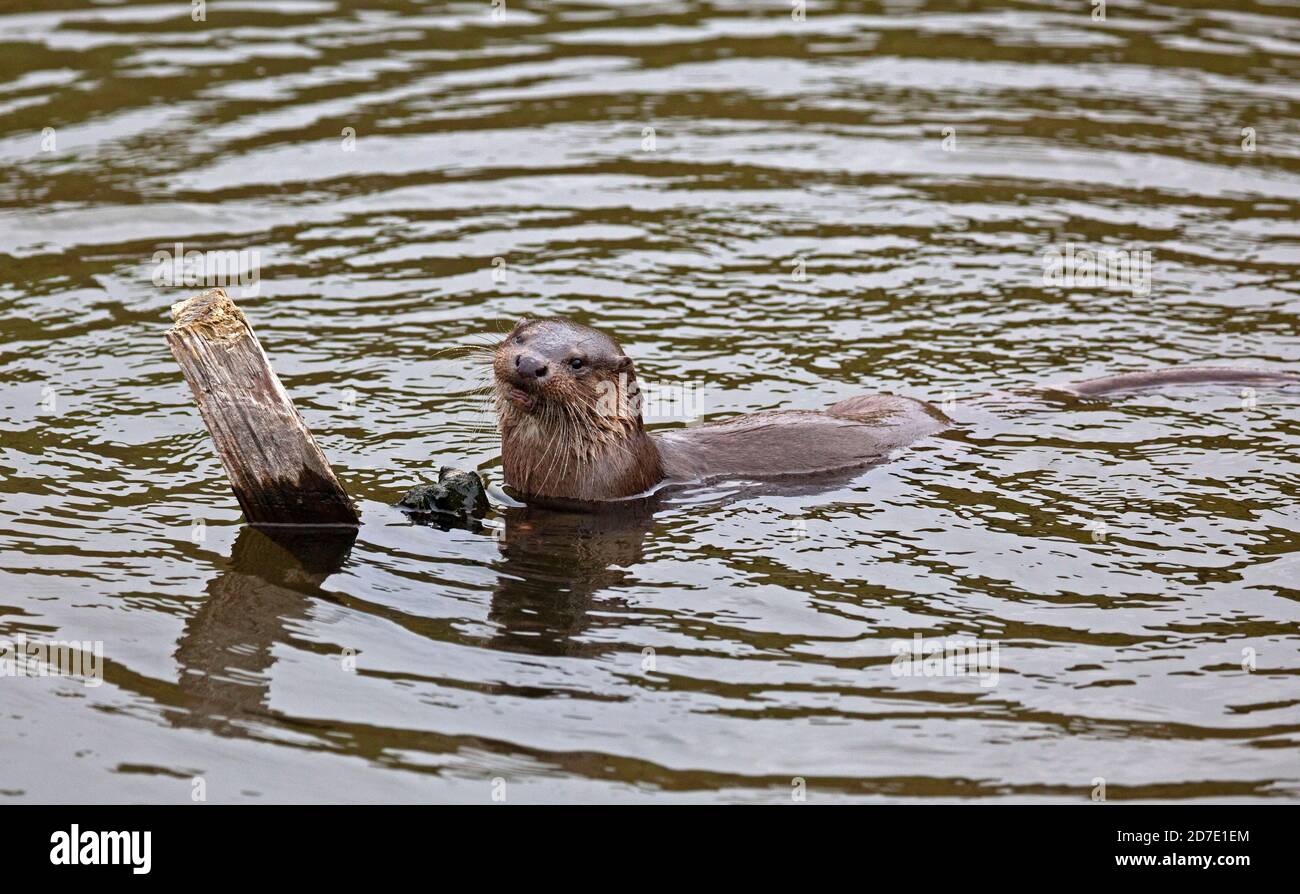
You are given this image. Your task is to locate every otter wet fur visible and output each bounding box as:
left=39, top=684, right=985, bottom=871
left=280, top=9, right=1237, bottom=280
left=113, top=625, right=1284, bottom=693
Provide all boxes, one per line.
left=492, top=317, right=1299, bottom=503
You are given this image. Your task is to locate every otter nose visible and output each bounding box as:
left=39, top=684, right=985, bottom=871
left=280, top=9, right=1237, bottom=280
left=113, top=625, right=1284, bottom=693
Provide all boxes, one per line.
left=515, top=353, right=548, bottom=379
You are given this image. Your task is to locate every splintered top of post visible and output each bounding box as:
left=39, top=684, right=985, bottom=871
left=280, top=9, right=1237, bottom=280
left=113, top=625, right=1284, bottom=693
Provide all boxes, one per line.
left=169, top=288, right=249, bottom=342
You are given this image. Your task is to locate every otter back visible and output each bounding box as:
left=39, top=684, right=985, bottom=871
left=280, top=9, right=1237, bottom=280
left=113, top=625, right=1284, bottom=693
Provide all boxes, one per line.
left=653, top=396, right=951, bottom=483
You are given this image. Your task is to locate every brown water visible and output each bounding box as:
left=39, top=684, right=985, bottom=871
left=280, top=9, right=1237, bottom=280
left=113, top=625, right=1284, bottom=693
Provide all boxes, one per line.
left=1, top=0, right=1299, bottom=804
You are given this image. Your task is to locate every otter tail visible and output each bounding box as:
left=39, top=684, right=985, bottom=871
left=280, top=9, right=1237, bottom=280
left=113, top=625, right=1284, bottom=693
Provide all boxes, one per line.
left=1046, top=366, right=1299, bottom=397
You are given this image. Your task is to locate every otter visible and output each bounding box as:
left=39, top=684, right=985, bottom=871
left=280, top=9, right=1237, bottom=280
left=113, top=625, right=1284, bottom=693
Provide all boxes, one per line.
left=493, top=317, right=1298, bottom=503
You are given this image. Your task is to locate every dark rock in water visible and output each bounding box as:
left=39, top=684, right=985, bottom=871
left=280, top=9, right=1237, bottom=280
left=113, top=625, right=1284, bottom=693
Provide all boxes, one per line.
left=398, top=467, right=489, bottom=521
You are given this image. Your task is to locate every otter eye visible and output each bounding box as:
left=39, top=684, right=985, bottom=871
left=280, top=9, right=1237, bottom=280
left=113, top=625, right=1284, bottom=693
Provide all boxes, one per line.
left=514, top=335, right=524, bottom=345
left=569, top=357, right=584, bottom=370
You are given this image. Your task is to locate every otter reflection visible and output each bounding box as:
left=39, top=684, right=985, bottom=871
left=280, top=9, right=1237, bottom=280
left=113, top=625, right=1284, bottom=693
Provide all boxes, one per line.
left=483, top=471, right=888, bottom=657
left=486, top=500, right=655, bottom=657
left=172, top=525, right=356, bottom=735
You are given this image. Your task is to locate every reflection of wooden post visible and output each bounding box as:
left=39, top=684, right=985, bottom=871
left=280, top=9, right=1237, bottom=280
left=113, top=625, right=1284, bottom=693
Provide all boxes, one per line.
left=166, top=288, right=359, bottom=525
left=173, top=526, right=357, bottom=734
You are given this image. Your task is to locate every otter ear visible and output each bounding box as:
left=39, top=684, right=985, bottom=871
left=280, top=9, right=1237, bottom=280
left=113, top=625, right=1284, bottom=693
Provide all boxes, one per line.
left=615, top=355, right=633, bottom=372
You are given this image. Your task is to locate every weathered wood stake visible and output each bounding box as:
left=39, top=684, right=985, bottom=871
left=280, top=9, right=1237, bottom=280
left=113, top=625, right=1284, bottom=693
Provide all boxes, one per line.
left=167, top=288, right=360, bottom=526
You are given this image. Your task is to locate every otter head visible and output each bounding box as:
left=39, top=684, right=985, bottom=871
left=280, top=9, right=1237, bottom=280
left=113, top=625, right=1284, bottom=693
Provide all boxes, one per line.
left=493, top=318, right=664, bottom=501
left=494, top=317, right=634, bottom=416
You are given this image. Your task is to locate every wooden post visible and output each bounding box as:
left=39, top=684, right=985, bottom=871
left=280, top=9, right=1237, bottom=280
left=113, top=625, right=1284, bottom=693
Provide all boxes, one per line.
left=166, top=288, right=360, bottom=525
